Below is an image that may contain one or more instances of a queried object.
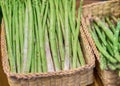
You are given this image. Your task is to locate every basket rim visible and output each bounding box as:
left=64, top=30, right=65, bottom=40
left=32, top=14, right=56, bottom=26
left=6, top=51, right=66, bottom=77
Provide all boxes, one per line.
left=1, top=19, right=95, bottom=80
left=83, top=0, right=119, bottom=9
left=8, top=64, right=94, bottom=80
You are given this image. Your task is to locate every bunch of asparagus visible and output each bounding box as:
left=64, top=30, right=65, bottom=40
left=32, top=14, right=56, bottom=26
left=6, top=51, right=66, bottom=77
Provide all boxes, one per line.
left=90, top=16, right=120, bottom=73
left=0, top=0, right=85, bottom=73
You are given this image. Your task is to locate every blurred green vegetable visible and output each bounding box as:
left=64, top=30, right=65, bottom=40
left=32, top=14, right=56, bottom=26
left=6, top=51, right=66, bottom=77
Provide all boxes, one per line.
left=0, top=0, right=85, bottom=73
left=90, top=16, right=120, bottom=72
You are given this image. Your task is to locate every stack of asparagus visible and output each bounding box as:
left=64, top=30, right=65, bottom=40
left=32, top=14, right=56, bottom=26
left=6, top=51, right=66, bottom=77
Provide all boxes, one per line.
left=90, top=16, right=120, bottom=74
left=0, top=0, right=85, bottom=73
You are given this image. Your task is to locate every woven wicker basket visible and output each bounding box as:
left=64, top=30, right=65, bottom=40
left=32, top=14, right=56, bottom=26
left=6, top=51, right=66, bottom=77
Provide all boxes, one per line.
left=0, top=19, right=95, bottom=86
left=81, top=0, right=120, bottom=86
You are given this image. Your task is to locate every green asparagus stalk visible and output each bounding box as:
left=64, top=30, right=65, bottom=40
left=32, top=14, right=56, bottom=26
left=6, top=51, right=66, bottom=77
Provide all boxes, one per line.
left=94, top=17, right=114, bottom=42
left=72, top=0, right=83, bottom=68
left=18, top=1, right=25, bottom=70
left=32, top=0, right=37, bottom=72
left=25, top=0, right=33, bottom=73
left=33, top=1, right=42, bottom=72
left=91, top=26, right=117, bottom=63
left=100, top=54, right=107, bottom=70
left=58, top=0, right=65, bottom=40
left=14, top=1, right=21, bottom=73
left=107, top=62, right=116, bottom=70
left=72, top=0, right=76, bottom=33
left=105, top=17, right=115, bottom=33
left=94, top=23, right=107, bottom=46
left=39, top=0, right=47, bottom=72
left=35, top=0, right=47, bottom=72
left=45, top=26, right=55, bottom=72
left=64, top=0, right=71, bottom=70
left=49, top=0, right=60, bottom=71
left=31, top=54, right=35, bottom=73
left=77, top=41, right=85, bottom=66
left=113, top=21, right=120, bottom=62
left=22, top=1, right=29, bottom=73
left=8, top=0, right=12, bottom=49
left=55, top=0, right=64, bottom=69
left=0, top=0, right=16, bottom=72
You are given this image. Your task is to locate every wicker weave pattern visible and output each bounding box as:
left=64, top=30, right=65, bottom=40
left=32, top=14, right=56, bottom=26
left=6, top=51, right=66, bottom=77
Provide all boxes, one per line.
left=0, top=19, right=95, bottom=86
left=81, top=0, right=120, bottom=86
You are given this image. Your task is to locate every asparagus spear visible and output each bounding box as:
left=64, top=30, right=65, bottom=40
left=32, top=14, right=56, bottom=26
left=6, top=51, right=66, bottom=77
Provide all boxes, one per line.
left=14, top=1, right=21, bottom=73
left=55, top=0, right=65, bottom=69
left=49, top=0, right=60, bottom=71
left=113, top=21, right=120, bottom=62
left=0, top=0, right=16, bottom=72
left=72, top=0, right=83, bottom=68
left=91, top=25, right=117, bottom=63
left=94, top=17, right=114, bottom=42
left=64, top=0, right=71, bottom=70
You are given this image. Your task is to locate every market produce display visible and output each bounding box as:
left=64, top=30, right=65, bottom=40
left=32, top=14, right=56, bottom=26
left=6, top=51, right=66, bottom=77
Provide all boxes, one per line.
left=90, top=16, right=120, bottom=74
left=0, top=0, right=85, bottom=73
